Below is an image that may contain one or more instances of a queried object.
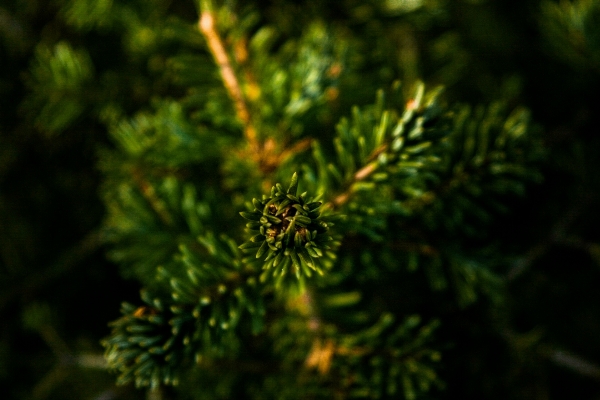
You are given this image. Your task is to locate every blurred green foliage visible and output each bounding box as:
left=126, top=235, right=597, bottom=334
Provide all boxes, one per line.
left=1, top=0, right=600, bottom=399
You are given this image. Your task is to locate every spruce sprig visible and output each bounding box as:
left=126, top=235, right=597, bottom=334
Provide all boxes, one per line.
left=239, top=173, right=335, bottom=279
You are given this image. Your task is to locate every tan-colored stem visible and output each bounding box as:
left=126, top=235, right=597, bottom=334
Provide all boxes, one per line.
left=199, top=10, right=313, bottom=176
left=132, top=168, right=173, bottom=226
left=199, top=10, right=258, bottom=151
left=332, top=144, right=389, bottom=208
left=277, top=138, right=313, bottom=166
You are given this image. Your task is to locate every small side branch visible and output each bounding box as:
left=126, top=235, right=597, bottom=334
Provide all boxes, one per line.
left=332, top=144, right=388, bottom=208
left=132, top=167, right=173, bottom=227
left=199, top=10, right=258, bottom=151
left=199, top=9, right=311, bottom=175
left=545, top=348, right=600, bottom=380
left=261, top=137, right=314, bottom=175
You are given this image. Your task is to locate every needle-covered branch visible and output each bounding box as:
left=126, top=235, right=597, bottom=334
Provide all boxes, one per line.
left=239, top=173, right=339, bottom=285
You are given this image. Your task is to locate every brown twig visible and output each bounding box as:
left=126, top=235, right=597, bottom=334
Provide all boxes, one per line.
left=502, top=328, right=600, bottom=381
left=544, top=347, right=600, bottom=380
left=131, top=167, right=173, bottom=227
left=265, top=137, right=314, bottom=174
left=331, top=144, right=389, bottom=208
left=234, top=36, right=261, bottom=103
left=279, top=138, right=313, bottom=165
left=199, top=9, right=314, bottom=178
left=199, top=10, right=258, bottom=153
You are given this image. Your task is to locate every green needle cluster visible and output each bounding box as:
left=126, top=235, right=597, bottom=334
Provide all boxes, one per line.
left=102, top=293, right=184, bottom=389
left=239, top=173, right=334, bottom=278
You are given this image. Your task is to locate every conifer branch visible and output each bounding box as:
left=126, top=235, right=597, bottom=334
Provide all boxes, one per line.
left=271, top=138, right=314, bottom=172
left=131, top=167, right=174, bottom=227
left=199, top=9, right=313, bottom=176
left=234, top=37, right=261, bottom=103
left=32, top=366, right=68, bottom=400
left=328, top=92, right=421, bottom=209
left=199, top=9, right=258, bottom=152
left=327, top=91, right=427, bottom=210
left=332, top=144, right=388, bottom=208
left=545, top=348, right=600, bottom=380
left=332, top=162, right=378, bottom=207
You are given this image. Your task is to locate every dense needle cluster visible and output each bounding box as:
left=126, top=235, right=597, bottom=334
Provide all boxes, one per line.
left=239, top=173, right=334, bottom=278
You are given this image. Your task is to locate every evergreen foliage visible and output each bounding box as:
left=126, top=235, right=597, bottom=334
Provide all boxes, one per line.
left=2, top=0, right=600, bottom=399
